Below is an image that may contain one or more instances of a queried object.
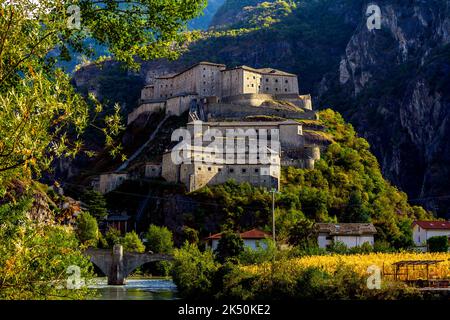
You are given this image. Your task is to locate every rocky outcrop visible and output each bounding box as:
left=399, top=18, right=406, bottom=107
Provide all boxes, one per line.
left=320, top=0, right=450, bottom=217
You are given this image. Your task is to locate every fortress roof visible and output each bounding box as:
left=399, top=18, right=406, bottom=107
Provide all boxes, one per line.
left=155, top=61, right=226, bottom=79
left=222, top=65, right=297, bottom=77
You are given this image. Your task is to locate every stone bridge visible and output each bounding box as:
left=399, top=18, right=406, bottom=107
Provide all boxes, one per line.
left=85, top=245, right=173, bottom=285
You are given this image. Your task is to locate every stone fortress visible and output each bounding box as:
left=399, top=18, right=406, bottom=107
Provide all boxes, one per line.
left=95, top=62, right=324, bottom=194
left=127, top=61, right=316, bottom=124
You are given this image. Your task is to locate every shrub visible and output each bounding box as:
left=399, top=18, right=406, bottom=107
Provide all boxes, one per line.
left=238, top=239, right=276, bottom=264
left=428, top=236, right=449, bottom=252
left=145, top=224, right=174, bottom=253
left=327, top=240, right=348, bottom=254
left=75, top=212, right=99, bottom=246
left=172, top=242, right=219, bottom=298
left=182, top=226, right=199, bottom=244
left=105, top=227, right=122, bottom=247
left=122, top=231, right=145, bottom=253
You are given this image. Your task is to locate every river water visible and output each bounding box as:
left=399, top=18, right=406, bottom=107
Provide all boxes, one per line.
left=88, top=278, right=178, bottom=300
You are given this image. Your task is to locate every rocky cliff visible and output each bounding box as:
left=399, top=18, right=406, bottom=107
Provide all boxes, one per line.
left=319, top=0, right=450, bottom=217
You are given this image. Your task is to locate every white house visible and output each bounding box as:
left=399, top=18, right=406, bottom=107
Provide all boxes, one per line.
left=205, top=228, right=271, bottom=251
left=412, top=220, right=450, bottom=250
left=315, top=223, right=377, bottom=249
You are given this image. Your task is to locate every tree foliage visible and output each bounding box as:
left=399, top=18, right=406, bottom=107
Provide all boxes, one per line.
left=214, top=231, right=244, bottom=263
left=145, top=224, right=174, bottom=253
left=0, top=196, right=94, bottom=299
left=0, top=0, right=206, bottom=194
left=75, top=211, right=99, bottom=246
left=122, top=231, right=145, bottom=253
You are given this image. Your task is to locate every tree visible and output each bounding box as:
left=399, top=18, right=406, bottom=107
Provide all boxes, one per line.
left=428, top=236, right=449, bottom=253
left=288, top=218, right=316, bottom=249
left=341, top=190, right=370, bottom=223
left=172, top=242, right=218, bottom=298
left=0, top=0, right=206, bottom=194
left=145, top=224, right=174, bottom=253
left=214, top=231, right=244, bottom=263
left=75, top=212, right=99, bottom=246
left=81, top=189, right=108, bottom=220
left=182, top=226, right=199, bottom=244
left=122, top=231, right=145, bottom=253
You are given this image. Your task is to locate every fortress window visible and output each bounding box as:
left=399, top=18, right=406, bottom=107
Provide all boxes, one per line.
left=203, top=74, right=205, bottom=78
left=203, top=81, right=206, bottom=85
left=251, top=84, right=254, bottom=87
left=285, top=88, right=288, bottom=92
left=266, top=87, right=269, bottom=91
left=218, top=168, right=222, bottom=172
left=198, top=167, right=201, bottom=171
left=255, top=168, right=259, bottom=173
left=208, top=167, right=211, bottom=171
left=229, top=168, right=234, bottom=173
left=275, top=88, right=278, bottom=91
left=285, top=80, right=288, bottom=84
left=242, top=169, right=246, bottom=173
left=275, top=79, right=278, bottom=83
left=265, top=79, right=269, bottom=82
left=253, top=76, right=256, bottom=79
left=203, top=67, right=205, bottom=70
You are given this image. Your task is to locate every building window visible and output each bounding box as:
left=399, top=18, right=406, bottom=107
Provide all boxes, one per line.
left=266, top=87, right=269, bottom=91
left=251, top=84, right=254, bottom=87
left=203, top=67, right=205, bottom=70
left=229, top=168, right=234, bottom=173
left=265, top=78, right=269, bottom=82
left=253, top=76, right=256, bottom=79
left=285, top=88, right=288, bottom=92
left=242, top=169, right=246, bottom=173
left=275, top=79, right=278, bottom=83
left=275, top=88, right=278, bottom=91
left=198, top=167, right=201, bottom=171
left=285, top=80, right=288, bottom=83
left=254, top=168, right=259, bottom=173
left=218, top=168, right=222, bottom=172
left=208, top=167, right=211, bottom=171
left=203, top=74, right=205, bottom=78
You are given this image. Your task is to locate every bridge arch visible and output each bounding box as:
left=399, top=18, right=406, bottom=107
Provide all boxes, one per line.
left=85, top=245, right=173, bottom=285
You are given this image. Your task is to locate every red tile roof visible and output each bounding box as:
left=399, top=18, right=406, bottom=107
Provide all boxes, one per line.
left=205, top=228, right=270, bottom=240
left=413, top=221, right=450, bottom=230
left=240, top=229, right=271, bottom=239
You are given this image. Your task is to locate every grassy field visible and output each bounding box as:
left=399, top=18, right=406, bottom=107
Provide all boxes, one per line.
left=243, top=252, right=450, bottom=281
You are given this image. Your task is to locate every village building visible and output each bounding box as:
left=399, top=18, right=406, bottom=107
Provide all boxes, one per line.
left=315, top=223, right=377, bottom=249
left=205, top=228, right=271, bottom=251
left=412, top=220, right=450, bottom=250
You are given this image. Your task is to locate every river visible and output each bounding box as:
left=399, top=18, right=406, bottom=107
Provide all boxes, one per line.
left=88, top=278, right=178, bottom=300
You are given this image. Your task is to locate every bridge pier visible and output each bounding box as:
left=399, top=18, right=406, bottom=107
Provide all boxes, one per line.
left=108, top=244, right=125, bottom=285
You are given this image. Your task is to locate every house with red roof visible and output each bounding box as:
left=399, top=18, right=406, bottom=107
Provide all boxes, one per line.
left=412, top=221, right=450, bottom=250
left=205, top=228, right=271, bottom=251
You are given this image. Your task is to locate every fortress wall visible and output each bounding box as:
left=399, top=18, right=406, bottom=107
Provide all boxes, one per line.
left=141, top=86, right=154, bottom=100
left=166, top=94, right=197, bottom=116
left=279, top=123, right=304, bottom=148
left=179, top=163, right=280, bottom=192
left=144, top=164, right=162, bottom=178
left=206, top=103, right=317, bottom=120
left=127, top=101, right=164, bottom=124
left=161, top=152, right=179, bottom=183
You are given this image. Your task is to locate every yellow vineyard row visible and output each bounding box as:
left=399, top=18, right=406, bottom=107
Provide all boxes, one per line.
left=242, top=253, right=450, bottom=280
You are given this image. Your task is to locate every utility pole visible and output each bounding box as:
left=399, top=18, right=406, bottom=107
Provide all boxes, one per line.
left=270, top=188, right=279, bottom=243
